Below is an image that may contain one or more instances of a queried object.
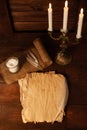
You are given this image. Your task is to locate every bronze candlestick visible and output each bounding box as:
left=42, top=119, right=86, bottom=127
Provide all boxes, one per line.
left=48, top=30, right=80, bottom=65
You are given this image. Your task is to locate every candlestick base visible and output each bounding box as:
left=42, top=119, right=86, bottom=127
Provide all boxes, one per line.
left=56, top=50, right=72, bottom=65
left=48, top=30, right=80, bottom=65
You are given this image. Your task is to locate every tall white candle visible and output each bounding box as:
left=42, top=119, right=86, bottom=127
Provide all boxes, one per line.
left=48, top=3, right=53, bottom=31
left=76, top=8, right=84, bottom=39
left=63, top=0, right=69, bottom=33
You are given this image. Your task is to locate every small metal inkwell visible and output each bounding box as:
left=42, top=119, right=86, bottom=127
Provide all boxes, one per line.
left=6, top=57, right=19, bottom=73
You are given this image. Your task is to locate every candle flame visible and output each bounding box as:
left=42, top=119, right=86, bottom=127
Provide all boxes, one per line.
left=80, top=8, right=83, bottom=14
left=65, top=0, right=68, bottom=7
left=49, top=3, right=52, bottom=8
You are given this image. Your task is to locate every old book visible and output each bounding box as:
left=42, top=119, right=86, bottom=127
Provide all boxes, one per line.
left=0, top=38, right=52, bottom=84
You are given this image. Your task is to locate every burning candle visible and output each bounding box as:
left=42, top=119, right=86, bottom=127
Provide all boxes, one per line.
left=76, top=8, right=84, bottom=39
left=63, top=0, right=69, bottom=33
left=6, top=57, right=19, bottom=73
left=48, top=3, right=53, bottom=31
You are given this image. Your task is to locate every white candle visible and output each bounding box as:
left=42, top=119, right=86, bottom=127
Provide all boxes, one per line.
left=76, top=8, right=84, bottom=39
left=48, top=3, right=53, bottom=31
left=63, top=0, right=69, bottom=33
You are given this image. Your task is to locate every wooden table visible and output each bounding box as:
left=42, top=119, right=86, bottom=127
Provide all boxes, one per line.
left=0, top=32, right=87, bottom=130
